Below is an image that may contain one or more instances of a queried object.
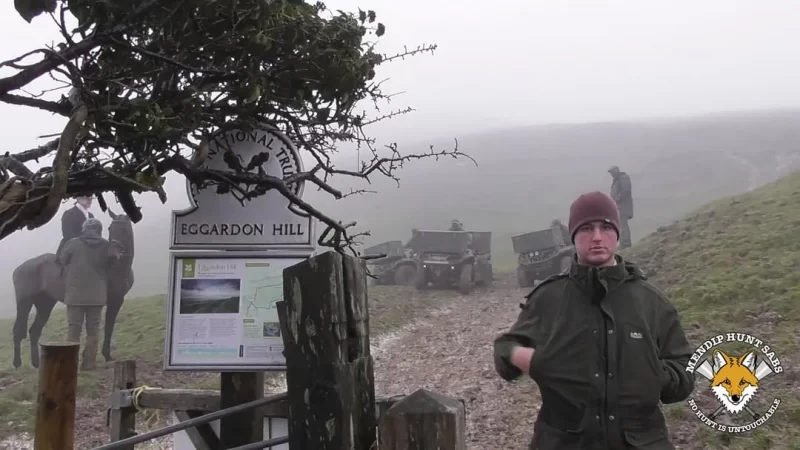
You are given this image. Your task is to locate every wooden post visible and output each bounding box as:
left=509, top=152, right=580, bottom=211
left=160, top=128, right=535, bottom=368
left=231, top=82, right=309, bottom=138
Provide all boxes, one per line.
left=34, top=343, right=79, bottom=450
left=108, top=360, right=137, bottom=449
left=376, top=395, right=407, bottom=422
left=378, top=389, right=467, bottom=450
left=277, top=250, right=376, bottom=450
left=219, top=372, right=264, bottom=447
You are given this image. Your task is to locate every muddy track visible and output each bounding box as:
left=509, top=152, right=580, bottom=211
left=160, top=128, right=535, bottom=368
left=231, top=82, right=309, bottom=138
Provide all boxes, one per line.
left=373, top=273, right=542, bottom=450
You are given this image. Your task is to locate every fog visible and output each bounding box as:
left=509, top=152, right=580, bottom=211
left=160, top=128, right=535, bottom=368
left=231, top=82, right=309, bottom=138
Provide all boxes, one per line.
left=2, top=0, right=800, bottom=317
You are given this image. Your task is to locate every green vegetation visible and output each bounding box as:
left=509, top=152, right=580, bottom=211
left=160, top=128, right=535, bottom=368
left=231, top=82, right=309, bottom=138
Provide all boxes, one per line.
left=0, top=284, right=452, bottom=439
left=0, top=295, right=166, bottom=435
left=622, top=171, right=800, bottom=449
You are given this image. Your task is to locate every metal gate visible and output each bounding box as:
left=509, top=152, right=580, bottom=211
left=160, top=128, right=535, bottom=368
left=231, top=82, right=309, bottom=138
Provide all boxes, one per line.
left=92, top=392, right=289, bottom=450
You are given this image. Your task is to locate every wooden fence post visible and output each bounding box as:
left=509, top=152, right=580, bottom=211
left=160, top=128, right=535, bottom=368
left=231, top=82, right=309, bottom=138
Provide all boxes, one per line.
left=219, top=371, right=264, bottom=447
left=378, top=389, right=467, bottom=450
left=277, top=250, right=376, bottom=450
left=108, top=360, right=137, bottom=449
left=34, top=342, right=80, bottom=450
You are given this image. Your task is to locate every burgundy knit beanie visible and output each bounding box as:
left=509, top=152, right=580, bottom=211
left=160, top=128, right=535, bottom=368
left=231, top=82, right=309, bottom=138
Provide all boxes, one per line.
left=568, top=191, right=620, bottom=242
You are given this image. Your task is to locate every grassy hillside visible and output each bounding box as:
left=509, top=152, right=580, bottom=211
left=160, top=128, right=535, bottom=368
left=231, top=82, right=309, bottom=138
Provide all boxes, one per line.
left=621, top=171, right=800, bottom=450
left=0, top=283, right=464, bottom=442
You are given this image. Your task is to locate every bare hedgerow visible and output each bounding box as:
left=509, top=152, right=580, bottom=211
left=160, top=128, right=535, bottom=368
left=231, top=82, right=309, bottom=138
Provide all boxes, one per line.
left=0, top=0, right=473, bottom=253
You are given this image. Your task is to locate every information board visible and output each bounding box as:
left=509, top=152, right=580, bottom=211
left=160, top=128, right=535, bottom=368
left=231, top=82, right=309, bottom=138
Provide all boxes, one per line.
left=164, top=252, right=307, bottom=371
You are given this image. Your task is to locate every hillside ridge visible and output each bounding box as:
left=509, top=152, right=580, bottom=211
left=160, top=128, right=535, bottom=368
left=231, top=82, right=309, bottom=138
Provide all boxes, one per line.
left=622, top=170, right=800, bottom=449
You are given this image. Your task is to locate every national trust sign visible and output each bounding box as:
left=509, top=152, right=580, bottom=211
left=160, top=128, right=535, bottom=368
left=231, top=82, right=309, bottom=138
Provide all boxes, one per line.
left=170, top=125, right=315, bottom=251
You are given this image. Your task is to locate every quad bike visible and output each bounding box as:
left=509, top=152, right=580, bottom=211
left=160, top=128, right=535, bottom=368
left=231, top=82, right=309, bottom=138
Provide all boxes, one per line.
left=363, top=240, right=418, bottom=286
left=511, top=227, right=574, bottom=288
left=410, top=229, right=493, bottom=295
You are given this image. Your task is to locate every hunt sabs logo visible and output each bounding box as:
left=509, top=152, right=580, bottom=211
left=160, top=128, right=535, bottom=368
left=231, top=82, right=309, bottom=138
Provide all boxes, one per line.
left=684, top=332, right=783, bottom=433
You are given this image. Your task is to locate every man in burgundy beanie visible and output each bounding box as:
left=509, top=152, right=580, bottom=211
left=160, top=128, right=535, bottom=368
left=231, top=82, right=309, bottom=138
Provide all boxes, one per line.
left=567, top=191, right=620, bottom=266
left=493, top=191, right=694, bottom=449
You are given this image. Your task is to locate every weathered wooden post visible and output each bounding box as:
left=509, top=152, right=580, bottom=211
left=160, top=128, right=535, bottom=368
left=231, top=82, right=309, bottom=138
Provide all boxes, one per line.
left=108, top=360, right=137, bottom=449
left=277, top=250, right=376, bottom=450
left=219, top=371, right=264, bottom=447
left=34, top=342, right=80, bottom=450
left=376, top=394, right=406, bottom=422
left=378, top=389, right=467, bottom=450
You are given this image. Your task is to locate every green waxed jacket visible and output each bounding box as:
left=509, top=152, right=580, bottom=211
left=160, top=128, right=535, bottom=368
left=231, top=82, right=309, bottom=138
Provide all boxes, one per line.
left=493, top=254, right=695, bottom=450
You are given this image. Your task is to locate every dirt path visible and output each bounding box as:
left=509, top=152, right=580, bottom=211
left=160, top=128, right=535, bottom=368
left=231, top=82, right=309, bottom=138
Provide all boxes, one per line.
left=373, top=273, right=542, bottom=450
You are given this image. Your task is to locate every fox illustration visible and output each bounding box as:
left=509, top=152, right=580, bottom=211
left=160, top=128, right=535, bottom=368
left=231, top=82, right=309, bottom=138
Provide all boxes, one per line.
left=710, top=349, right=759, bottom=414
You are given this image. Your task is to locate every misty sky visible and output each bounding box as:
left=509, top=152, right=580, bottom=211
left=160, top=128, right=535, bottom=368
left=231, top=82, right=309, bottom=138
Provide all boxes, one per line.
left=2, top=1, right=800, bottom=313
left=4, top=1, right=800, bottom=153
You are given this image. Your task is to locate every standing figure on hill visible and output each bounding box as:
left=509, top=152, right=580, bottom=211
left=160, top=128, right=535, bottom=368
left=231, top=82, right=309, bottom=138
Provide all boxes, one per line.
left=449, top=219, right=464, bottom=231
left=493, top=191, right=694, bottom=450
left=58, top=218, right=120, bottom=371
left=57, top=195, right=95, bottom=259
left=608, top=165, right=633, bottom=249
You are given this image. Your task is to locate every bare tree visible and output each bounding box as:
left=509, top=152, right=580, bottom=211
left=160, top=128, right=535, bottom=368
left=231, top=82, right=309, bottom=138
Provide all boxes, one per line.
left=2, top=0, right=472, bottom=253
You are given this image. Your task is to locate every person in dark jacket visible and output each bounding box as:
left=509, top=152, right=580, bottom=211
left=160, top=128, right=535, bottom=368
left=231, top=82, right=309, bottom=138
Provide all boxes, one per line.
left=57, top=195, right=95, bottom=258
left=493, top=191, right=694, bottom=450
left=58, top=218, right=119, bottom=370
left=608, top=166, right=633, bottom=249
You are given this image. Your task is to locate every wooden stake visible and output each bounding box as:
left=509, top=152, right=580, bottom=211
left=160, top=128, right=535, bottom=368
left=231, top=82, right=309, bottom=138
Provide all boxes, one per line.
left=34, top=342, right=80, bottom=450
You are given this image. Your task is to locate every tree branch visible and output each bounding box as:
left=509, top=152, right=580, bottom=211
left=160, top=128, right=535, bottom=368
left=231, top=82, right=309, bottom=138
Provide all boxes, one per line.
left=0, top=157, right=34, bottom=178
left=108, top=36, right=224, bottom=75
left=27, top=91, right=87, bottom=230
left=0, top=1, right=467, bottom=254
left=0, top=0, right=162, bottom=96
left=0, top=93, right=71, bottom=115
left=9, top=138, right=60, bottom=163
left=0, top=38, right=101, bottom=97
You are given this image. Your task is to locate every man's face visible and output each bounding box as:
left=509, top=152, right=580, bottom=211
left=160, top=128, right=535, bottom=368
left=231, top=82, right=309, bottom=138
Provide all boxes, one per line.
left=77, top=196, right=92, bottom=208
left=574, top=220, right=618, bottom=266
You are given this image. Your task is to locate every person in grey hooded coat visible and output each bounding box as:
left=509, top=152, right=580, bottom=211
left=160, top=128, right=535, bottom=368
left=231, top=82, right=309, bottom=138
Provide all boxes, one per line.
left=608, top=166, right=633, bottom=249
left=57, top=218, right=120, bottom=370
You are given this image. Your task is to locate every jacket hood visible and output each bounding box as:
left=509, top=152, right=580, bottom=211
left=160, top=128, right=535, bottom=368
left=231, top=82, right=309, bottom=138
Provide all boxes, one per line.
left=79, top=232, right=107, bottom=247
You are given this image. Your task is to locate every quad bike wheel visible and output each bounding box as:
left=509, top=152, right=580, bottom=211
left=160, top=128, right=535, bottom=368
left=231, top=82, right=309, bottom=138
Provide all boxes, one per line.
left=474, top=262, right=493, bottom=288
left=516, top=266, right=532, bottom=288
left=414, top=267, right=428, bottom=290
left=458, top=264, right=473, bottom=295
left=393, top=264, right=417, bottom=286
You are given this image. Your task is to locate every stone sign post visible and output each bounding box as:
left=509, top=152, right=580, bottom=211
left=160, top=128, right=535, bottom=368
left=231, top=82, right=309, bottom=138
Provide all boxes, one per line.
left=165, top=123, right=316, bottom=448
